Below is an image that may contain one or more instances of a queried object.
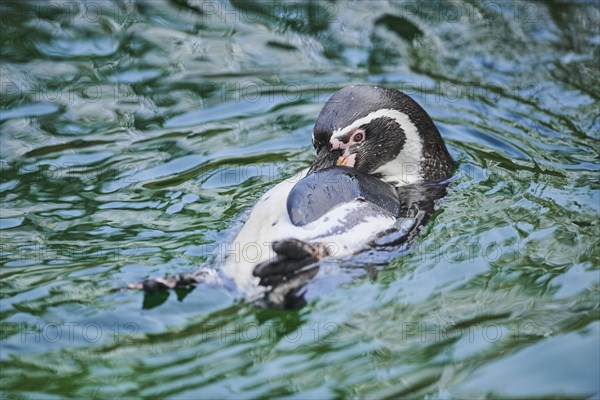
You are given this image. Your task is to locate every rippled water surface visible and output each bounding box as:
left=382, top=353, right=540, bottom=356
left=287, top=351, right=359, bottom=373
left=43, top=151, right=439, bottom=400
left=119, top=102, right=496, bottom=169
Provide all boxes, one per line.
left=1, top=1, right=599, bottom=398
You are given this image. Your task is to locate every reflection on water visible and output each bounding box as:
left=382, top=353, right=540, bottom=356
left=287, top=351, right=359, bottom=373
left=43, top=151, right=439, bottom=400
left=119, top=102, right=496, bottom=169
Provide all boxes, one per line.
left=1, top=1, right=598, bottom=398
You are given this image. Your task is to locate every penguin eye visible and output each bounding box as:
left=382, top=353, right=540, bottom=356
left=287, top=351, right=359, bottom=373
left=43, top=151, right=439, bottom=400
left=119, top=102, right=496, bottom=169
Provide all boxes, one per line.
left=352, top=131, right=364, bottom=143
left=312, top=131, right=329, bottom=150
left=312, top=138, right=327, bottom=152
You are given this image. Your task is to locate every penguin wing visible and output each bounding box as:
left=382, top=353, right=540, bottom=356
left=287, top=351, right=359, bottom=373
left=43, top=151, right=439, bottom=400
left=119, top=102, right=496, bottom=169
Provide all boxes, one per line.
left=286, top=166, right=401, bottom=226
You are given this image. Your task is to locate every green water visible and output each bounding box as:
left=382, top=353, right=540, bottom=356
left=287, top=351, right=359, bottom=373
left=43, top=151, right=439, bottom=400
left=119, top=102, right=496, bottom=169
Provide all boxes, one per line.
left=1, top=1, right=599, bottom=398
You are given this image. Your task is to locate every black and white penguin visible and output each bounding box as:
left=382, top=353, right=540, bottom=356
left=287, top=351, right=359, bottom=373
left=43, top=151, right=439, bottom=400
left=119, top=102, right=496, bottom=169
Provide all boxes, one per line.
left=224, top=85, right=453, bottom=296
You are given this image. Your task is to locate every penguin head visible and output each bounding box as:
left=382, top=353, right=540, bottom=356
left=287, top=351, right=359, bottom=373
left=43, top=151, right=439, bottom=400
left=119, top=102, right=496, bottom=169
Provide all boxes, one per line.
left=308, top=85, right=453, bottom=185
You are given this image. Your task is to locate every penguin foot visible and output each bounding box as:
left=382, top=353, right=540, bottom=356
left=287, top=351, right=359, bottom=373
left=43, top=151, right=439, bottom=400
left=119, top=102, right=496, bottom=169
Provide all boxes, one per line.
left=126, top=269, right=221, bottom=292
left=251, top=239, right=327, bottom=308
left=262, top=265, right=320, bottom=309
left=142, top=274, right=198, bottom=291
left=253, top=239, right=328, bottom=286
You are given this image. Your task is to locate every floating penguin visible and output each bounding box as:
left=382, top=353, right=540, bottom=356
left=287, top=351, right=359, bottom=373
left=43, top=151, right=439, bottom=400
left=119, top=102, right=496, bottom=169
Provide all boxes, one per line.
left=223, top=85, right=453, bottom=306
left=136, top=85, right=453, bottom=309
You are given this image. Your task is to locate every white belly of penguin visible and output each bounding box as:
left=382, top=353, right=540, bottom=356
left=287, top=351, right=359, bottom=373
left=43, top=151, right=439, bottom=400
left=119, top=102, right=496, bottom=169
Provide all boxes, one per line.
left=223, top=170, right=397, bottom=289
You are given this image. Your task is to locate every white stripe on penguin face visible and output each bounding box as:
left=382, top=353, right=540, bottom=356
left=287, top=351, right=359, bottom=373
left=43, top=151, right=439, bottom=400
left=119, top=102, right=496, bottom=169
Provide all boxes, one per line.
left=331, top=109, right=424, bottom=185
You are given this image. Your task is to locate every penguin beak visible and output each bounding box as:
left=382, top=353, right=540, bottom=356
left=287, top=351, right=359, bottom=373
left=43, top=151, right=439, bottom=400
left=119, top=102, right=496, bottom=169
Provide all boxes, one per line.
left=307, top=147, right=338, bottom=175
left=335, top=152, right=357, bottom=167
left=330, top=136, right=357, bottom=168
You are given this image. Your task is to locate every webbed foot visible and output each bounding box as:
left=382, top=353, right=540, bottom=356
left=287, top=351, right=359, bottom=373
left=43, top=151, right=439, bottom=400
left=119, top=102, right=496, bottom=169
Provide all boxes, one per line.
left=252, top=239, right=328, bottom=308
left=253, top=239, right=328, bottom=286
left=126, top=269, right=220, bottom=292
